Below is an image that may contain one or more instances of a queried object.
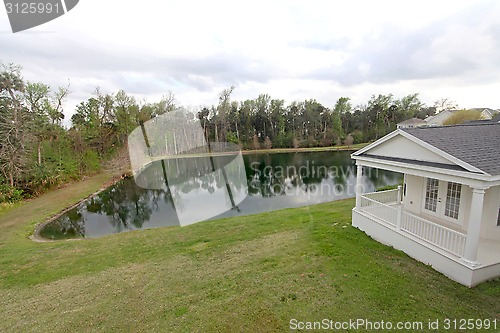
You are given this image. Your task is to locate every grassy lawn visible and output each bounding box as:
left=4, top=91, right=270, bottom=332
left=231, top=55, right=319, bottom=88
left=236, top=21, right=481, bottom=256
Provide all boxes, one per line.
left=0, top=174, right=499, bottom=332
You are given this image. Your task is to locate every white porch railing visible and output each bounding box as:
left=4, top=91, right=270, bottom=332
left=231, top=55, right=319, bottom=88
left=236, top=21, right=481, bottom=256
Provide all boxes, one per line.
left=401, top=212, right=466, bottom=257
left=362, top=188, right=399, bottom=204
left=358, top=191, right=466, bottom=257
left=359, top=195, right=398, bottom=227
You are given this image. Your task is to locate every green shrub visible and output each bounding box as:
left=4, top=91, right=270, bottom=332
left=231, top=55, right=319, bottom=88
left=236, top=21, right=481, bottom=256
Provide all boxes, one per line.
left=443, top=109, right=483, bottom=125
left=226, top=131, right=240, bottom=145
left=0, top=183, right=24, bottom=203
left=81, top=149, right=101, bottom=174
left=351, top=130, right=364, bottom=144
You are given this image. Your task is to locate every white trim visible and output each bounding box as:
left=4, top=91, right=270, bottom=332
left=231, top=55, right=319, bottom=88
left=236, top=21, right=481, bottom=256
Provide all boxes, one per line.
left=354, top=156, right=494, bottom=185
left=421, top=179, right=464, bottom=226
left=442, top=181, right=465, bottom=225
left=422, top=177, right=439, bottom=217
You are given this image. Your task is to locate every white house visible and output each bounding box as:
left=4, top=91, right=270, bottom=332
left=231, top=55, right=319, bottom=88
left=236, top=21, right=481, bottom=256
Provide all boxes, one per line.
left=397, top=117, right=427, bottom=129
left=351, top=122, right=500, bottom=287
left=471, top=108, right=499, bottom=120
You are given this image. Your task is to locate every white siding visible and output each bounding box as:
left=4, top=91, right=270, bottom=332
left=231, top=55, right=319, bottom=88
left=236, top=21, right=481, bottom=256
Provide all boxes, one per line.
left=403, top=175, right=470, bottom=232
left=480, top=186, right=500, bottom=241
left=402, top=176, right=500, bottom=242
left=460, top=186, right=472, bottom=233
left=426, top=111, right=452, bottom=126
left=368, top=135, right=452, bottom=164
left=353, top=209, right=500, bottom=287
left=403, top=174, right=423, bottom=215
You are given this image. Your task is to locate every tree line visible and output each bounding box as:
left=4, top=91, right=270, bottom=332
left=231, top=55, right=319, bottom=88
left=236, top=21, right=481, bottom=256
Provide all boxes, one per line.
left=1, top=62, right=451, bottom=202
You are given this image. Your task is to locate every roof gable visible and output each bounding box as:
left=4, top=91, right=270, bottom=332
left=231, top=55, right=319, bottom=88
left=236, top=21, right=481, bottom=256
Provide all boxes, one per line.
left=364, top=134, right=452, bottom=164
left=353, top=123, right=500, bottom=176
left=403, top=123, right=500, bottom=176
left=353, top=129, right=486, bottom=175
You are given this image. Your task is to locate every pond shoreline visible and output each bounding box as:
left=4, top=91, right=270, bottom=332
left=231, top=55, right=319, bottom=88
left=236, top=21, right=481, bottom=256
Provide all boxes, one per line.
left=9, top=145, right=367, bottom=242
left=35, top=147, right=403, bottom=241
left=131, top=144, right=367, bottom=164
left=240, top=143, right=367, bottom=155
left=30, top=174, right=131, bottom=242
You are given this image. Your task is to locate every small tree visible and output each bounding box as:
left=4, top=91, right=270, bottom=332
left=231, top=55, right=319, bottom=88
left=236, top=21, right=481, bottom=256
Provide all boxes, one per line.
left=443, top=109, right=483, bottom=125
left=264, top=136, right=272, bottom=150
left=336, top=137, right=342, bottom=149
left=252, top=134, right=260, bottom=150
left=344, top=134, right=354, bottom=148
left=319, top=137, right=332, bottom=147
left=351, top=130, right=364, bottom=144
left=225, top=131, right=239, bottom=145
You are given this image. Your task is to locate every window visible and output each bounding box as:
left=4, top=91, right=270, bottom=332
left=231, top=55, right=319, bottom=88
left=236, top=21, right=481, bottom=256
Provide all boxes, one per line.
left=424, top=178, right=439, bottom=212
left=444, top=182, right=461, bottom=220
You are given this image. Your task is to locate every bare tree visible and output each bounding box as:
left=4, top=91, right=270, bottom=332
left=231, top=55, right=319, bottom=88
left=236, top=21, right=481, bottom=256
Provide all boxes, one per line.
left=0, top=63, right=28, bottom=186
left=153, top=91, right=176, bottom=117
left=434, top=98, right=458, bottom=113
left=50, top=82, right=70, bottom=125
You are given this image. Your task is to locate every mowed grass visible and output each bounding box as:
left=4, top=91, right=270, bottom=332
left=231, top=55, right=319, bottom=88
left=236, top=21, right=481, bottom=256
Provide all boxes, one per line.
left=0, top=174, right=499, bottom=332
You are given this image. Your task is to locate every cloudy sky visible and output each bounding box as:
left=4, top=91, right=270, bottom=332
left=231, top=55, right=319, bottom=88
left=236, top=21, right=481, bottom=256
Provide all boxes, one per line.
left=1, top=0, right=499, bottom=119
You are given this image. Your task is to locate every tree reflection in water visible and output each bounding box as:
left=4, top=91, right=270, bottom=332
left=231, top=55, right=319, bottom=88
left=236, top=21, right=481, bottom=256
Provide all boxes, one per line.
left=40, top=151, right=402, bottom=239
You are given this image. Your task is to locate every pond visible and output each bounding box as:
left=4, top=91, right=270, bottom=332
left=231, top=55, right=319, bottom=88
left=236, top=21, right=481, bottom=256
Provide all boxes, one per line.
left=39, top=151, right=402, bottom=239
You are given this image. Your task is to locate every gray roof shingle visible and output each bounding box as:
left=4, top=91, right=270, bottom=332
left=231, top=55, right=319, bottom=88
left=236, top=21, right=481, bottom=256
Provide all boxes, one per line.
left=361, top=154, right=469, bottom=172
left=401, top=123, right=500, bottom=176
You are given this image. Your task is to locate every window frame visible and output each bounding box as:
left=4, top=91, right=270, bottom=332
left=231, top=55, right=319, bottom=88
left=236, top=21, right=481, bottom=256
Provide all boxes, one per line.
left=497, top=201, right=500, bottom=226
left=421, top=178, right=464, bottom=225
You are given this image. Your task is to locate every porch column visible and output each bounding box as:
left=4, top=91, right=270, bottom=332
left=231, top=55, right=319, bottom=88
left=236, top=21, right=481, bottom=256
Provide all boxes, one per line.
left=355, top=164, right=363, bottom=209
left=462, top=187, right=486, bottom=265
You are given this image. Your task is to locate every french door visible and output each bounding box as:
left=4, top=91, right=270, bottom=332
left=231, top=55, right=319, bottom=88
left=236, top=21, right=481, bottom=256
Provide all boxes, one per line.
left=423, top=178, right=463, bottom=224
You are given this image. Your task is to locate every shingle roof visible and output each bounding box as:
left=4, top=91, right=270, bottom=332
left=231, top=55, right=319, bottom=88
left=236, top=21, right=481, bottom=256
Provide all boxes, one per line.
left=401, top=123, right=500, bottom=176
left=361, top=154, right=468, bottom=172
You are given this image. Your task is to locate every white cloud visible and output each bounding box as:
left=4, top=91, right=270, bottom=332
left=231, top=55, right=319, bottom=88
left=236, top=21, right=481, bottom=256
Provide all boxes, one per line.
left=1, top=0, right=499, bottom=121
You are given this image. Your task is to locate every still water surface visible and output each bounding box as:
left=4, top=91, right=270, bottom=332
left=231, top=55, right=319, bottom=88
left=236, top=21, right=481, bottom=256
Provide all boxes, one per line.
left=40, top=151, right=402, bottom=239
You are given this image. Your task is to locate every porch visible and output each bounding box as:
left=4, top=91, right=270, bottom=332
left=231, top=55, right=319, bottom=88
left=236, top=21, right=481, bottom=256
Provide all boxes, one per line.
left=353, top=189, right=500, bottom=286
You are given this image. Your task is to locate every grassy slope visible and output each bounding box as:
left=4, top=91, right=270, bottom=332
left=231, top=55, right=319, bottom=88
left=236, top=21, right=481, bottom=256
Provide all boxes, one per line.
left=0, top=175, right=498, bottom=332
left=0, top=189, right=500, bottom=332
